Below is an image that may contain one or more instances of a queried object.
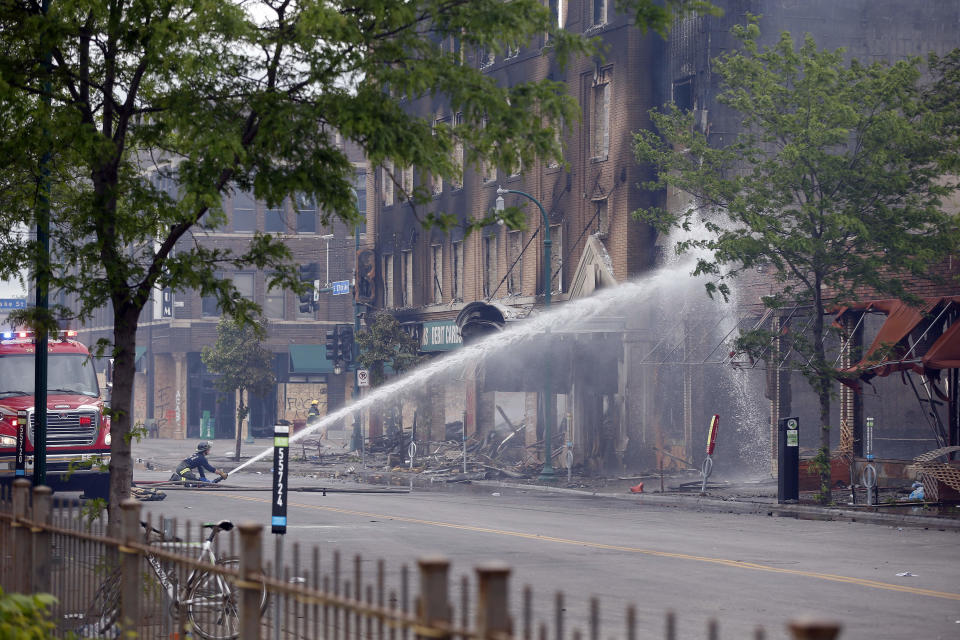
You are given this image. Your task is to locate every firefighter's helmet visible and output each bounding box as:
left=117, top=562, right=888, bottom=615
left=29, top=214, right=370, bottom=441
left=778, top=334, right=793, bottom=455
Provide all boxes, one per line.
left=197, top=441, right=212, bottom=453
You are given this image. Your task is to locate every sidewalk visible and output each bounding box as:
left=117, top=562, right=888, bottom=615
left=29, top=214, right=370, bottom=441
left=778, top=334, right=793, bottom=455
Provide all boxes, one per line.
left=131, top=437, right=960, bottom=532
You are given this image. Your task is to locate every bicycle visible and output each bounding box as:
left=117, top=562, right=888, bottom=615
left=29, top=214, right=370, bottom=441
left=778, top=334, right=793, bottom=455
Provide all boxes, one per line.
left=76, top=519, right=267, bottom=639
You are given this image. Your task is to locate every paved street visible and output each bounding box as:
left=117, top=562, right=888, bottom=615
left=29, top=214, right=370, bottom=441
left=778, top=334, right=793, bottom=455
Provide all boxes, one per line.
left=135, top=463, right=960, bottom=640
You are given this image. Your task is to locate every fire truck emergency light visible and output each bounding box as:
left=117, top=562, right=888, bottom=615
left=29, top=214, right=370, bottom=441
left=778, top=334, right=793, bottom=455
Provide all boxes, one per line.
left=0, top=329, right=79, bottom=340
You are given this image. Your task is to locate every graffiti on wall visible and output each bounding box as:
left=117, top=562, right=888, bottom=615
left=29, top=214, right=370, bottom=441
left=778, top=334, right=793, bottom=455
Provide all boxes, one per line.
left=279, top=383, right=327, bottom=421
left=155, top=385, right=174, bottom=433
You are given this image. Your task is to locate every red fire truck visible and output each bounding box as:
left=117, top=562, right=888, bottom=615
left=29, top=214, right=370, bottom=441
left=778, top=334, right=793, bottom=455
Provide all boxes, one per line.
left=0, top=330, right=111, bottom=498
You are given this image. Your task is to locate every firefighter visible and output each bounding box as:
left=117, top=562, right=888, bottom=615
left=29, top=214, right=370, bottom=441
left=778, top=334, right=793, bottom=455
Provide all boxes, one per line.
left=307, top=400, right=321, bottom=420
left=170, top=441, right=228, bottom=483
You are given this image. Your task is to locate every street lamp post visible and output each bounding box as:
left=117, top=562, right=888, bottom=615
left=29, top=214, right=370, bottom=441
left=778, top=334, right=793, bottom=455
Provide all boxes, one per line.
left=495, top=186, right=555, bottom=481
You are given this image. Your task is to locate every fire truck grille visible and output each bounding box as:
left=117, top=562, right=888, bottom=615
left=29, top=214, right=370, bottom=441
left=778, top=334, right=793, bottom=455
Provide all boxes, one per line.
left=30, top=412, right=99, bottom=446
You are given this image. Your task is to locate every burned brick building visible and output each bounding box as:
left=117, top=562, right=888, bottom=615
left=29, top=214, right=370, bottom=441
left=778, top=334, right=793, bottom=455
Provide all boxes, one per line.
left=365, top=0, right=960, bottom=481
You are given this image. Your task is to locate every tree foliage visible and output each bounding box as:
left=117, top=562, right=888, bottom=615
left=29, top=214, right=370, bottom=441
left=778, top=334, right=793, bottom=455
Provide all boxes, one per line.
left=356, top=313, right=423, bottom=387
left=0, top=0, right=711, bottom=522
left=201, top=318, right=275, bottom=461
left=634, top=19, right=960, bottom=501
left=0, top=588, right=57, bottom=640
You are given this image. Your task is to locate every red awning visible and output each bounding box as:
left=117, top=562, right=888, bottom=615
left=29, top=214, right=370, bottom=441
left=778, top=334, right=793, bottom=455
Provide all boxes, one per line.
left=923, top=319, right=960, bottom=370
left=845, top=299, right=929, bottom=378
left=843, top=297, right=960, bottom=380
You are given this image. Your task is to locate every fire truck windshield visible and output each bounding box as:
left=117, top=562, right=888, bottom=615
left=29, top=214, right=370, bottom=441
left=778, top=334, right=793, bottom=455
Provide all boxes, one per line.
left=0, top=354, right=100, bottom=397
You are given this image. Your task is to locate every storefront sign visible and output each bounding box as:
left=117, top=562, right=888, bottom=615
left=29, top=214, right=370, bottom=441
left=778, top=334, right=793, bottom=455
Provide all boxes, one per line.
left=420, top=321, right=463, bottom=352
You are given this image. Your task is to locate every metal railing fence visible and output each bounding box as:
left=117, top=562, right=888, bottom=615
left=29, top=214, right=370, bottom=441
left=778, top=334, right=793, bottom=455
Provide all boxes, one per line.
left=0, top=480, right=842, bottom=639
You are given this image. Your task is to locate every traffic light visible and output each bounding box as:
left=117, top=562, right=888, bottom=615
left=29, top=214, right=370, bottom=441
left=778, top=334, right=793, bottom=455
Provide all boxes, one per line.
left=355, top=249, right=376, bottom=305
left=298, top=263, right=319, bottom=313
left=337, top=325, right=354, bottom=364
left=325, top=329, right=339, bottom=361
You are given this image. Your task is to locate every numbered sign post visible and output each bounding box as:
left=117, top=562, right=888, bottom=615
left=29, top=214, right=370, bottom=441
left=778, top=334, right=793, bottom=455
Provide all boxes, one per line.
left=271, top=422, right=290, bottom=639
left=15, top=411, right=27, bottom=477
left=271, top=423, right=290, bottom=533
left=700, top=414, right=720, bottom=494
left=778, top=417, right=800, bottom=503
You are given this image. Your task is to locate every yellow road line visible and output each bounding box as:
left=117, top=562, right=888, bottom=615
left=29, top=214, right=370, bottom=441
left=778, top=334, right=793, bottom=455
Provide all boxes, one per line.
left=227, top=494, right=960, bottom=602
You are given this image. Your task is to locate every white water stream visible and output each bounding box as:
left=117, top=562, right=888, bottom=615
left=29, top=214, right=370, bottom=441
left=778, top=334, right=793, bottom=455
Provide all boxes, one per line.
left=231, top=259, right=702, bottom=474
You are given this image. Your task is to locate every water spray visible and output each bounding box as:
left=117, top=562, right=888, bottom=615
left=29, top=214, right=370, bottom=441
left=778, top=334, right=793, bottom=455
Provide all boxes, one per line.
left=229, top=262, right=699, bottom=475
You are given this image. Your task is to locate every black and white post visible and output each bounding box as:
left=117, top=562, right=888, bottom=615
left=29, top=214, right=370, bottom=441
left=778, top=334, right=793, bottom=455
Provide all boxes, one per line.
left=15, top=410, right=26, bottom=477
left=271, top=422, right=290, bottom=638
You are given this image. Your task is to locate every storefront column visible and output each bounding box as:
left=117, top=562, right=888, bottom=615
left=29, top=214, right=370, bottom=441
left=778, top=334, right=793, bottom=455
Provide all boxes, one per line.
left=465, top=368, right=479, bottom=438
left=524, top=392, right=539, bottom=455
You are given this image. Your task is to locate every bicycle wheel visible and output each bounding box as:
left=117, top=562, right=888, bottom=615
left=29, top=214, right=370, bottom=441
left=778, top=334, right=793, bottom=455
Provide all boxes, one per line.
left=75, top=568, right=121, bottom=638
left=184, top=559, right=267, bottom=640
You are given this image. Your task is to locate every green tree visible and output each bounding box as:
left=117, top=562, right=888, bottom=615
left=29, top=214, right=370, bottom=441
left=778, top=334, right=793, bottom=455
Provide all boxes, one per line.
left=634, top=20, right=960, bottom=502
left=356, top=312, right=423, bottom=387
left=0, top=0, right=710, bottom=525
left=0, top=589, right=57, bottom=640
left=201, top=318, right=275, bottom=462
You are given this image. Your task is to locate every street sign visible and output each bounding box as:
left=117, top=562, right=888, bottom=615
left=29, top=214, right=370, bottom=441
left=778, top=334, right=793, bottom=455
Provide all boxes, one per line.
left=312, top=279, right=320, bottom=302
left=332, top=280, right=350, bottom=295
left=0, top=299, right=26, bottom=311
left=356, top=369, right=369, bottom=387
left=271, top=423, right=290, bottom=534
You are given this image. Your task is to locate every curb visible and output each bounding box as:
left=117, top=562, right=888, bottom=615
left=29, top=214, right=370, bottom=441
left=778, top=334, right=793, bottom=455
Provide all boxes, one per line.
left=469, top=479, right=960, bottom=532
